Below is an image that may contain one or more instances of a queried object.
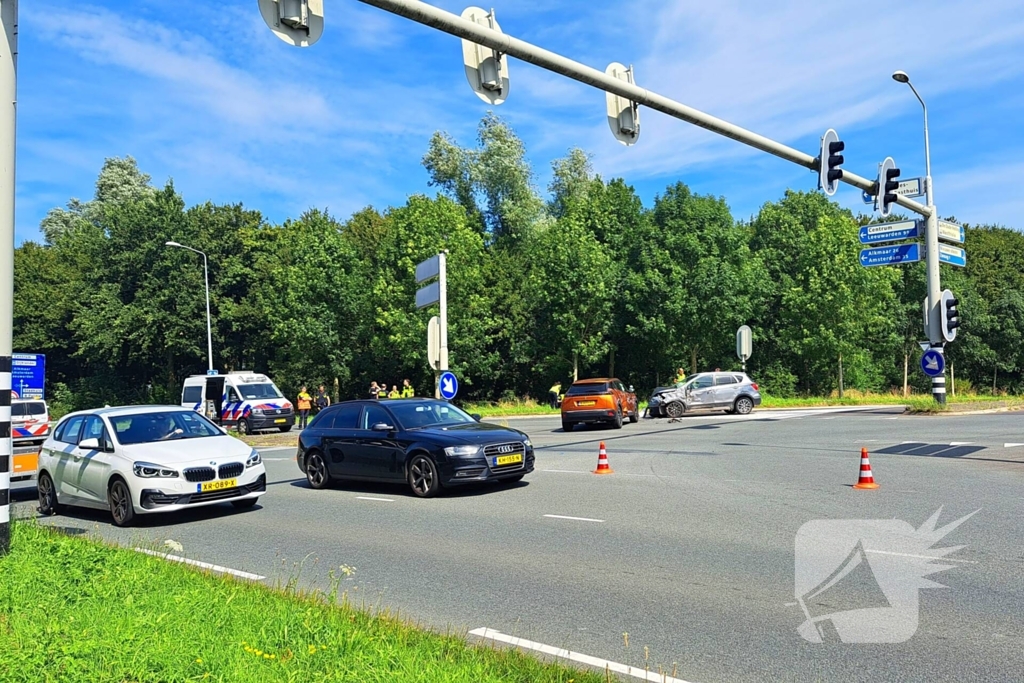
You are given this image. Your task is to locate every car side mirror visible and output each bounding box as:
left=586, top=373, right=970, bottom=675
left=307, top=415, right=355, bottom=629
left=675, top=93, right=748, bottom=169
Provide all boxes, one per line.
left=78, top=437, right=100, bottom=450
left=471, top=413, right=482, bottom=422
left=371, top=422, right=394, bottom=432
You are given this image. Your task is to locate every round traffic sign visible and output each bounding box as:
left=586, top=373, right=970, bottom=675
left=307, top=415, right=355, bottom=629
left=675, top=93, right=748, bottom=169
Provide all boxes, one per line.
left=920, top=349, right=945, bottom=377
left=439, top=371, right=459, bottom=400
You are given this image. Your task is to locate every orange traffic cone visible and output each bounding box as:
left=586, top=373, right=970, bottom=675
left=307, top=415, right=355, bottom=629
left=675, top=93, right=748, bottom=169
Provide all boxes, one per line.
left=593, top=441, right=614, bottom=474
left=853, top=447, right=879, bottom=489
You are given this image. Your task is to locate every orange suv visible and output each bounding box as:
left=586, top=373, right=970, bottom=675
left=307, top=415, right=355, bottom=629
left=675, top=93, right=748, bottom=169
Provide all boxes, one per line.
left=561, top=378, right=639, bottom=432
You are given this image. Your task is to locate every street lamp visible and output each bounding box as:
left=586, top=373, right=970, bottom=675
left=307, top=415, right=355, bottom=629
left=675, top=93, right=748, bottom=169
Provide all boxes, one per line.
left=892, top=70, right=944, bottom=403
left=165, top=241, right=214, bottom=373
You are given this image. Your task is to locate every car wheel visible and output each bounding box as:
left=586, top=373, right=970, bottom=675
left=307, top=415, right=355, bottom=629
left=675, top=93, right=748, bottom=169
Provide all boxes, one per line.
left=231, top=497, right=259, bottom=509
left=666, top=401, right=685, bottom=419
left=628, top=408, right=639, bottom=424
left=237, top=419, right=251, bottom=435
left=562, top=420, right=574, bottom=432
left=37, top=472, right=60, bottom=516
left=734, top=397, right=755, bottom=415
left=408, top=454, right=441, bottom=498
left=278, top=425, right=291, bottom=433
left=108, top=478, right=135, bottom=527
left=305, top=451, right=331, bottom=490
left=612, top=408, right=624, bottom=429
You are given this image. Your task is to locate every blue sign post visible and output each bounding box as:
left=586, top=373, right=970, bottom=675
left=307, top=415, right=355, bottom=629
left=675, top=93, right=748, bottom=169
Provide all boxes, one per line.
left=12, top=353, right=45, bottom=399
left=859, top=243, right=921, bottom=267
left=938, top=244, right=967, bottom=268
left=921, top=349, right=945, bottom=377
left=438, top=371, right=459, bottom=400
left=859, top=220, right=920, bottom=245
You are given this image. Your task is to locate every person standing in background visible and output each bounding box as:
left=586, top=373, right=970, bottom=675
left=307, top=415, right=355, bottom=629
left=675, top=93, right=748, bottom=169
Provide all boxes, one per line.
left=388, top=385, right=400, bottom=399
left=296, top=386, right=312, bottom=429
left=315, top=384, right=331, bottom=413
left=378, top=382, right=388, bottom=400
left=369, top=381, right=381, bottom=399
left=548, top=381, right=562, bottom=410
left=401, top=379, right=414, bottom=398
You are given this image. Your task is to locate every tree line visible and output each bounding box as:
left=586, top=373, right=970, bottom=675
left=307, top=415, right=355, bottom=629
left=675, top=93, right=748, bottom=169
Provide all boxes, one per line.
left=16, top=115, right=1024, bottom=413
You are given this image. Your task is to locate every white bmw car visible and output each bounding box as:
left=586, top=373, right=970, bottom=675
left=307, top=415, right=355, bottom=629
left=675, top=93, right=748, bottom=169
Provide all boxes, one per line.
left=37, top=405, right=266, bottom=527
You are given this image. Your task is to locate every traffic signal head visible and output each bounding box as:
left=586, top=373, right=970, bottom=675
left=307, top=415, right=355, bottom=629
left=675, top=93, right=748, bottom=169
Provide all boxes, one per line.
left=877, top=157, right=901, bottom=217
left=819, top=129, right=844, bottom=196
left=940, top=289, right=961, bottom=343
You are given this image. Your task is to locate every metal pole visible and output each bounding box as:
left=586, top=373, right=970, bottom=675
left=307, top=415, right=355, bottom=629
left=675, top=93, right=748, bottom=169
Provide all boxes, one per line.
left=357, top=0, right=931, bottom=218
left=202, top=251, right=213, bottom=373
left=0, top=0, right=17, bottom=556
left=903, top=77, right=944, bottom=404
left=438, top=251, right=448, bottom=372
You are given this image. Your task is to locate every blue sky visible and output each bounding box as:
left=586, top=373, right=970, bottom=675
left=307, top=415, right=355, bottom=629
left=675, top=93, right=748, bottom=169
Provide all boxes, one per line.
left=15, top=0, right=1024, bottom=243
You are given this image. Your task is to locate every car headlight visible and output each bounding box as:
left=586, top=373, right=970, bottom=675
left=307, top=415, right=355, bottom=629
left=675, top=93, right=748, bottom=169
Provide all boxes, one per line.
left=523, top=439, right=532, bottom=449
left=444, top=445, right=481, bottom=457
left=246, top=449, right=262, bottom=468
left=251, top=408, right=264, bottom=415
left=133, top=462, right=179, bottom=478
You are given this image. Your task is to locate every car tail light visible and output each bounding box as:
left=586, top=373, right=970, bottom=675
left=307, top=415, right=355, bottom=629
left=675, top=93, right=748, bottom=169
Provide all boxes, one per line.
left=751, top=383, right=759, bottom=391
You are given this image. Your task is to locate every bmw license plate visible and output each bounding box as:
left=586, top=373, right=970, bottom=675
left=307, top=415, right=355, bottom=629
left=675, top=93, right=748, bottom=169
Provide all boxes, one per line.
left=199, top=478, right=236, bottom=493
left=493, top=454, right=523, bottom=467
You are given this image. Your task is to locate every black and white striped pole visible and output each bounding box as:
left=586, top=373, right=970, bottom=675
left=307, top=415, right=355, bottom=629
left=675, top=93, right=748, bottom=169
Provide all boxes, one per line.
left=0, top=0, right=16, bottom=556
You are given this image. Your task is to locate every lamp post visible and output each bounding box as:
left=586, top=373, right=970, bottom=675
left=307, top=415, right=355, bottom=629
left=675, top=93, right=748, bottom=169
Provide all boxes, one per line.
left=165, top=241, right=214, bottom=374
left=892, top=70, right=944, bottom=404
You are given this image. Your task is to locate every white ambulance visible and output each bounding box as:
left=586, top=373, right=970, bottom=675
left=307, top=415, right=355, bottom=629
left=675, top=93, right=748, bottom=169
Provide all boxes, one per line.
left=181, top=371, right=294, bottom=435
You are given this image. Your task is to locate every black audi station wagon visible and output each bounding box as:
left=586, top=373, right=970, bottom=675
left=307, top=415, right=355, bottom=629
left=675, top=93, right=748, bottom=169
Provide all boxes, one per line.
left=296, top=398, right=535, bottom=497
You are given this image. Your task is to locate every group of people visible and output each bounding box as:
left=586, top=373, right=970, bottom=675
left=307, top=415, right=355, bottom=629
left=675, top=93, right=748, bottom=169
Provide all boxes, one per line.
left=368, top=379, right=415, bottom=400
left=295, top=384, right=332, bottom=429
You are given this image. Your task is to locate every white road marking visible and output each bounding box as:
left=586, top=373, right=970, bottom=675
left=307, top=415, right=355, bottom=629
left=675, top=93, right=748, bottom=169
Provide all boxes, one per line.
left=542, top=469, right=587, bottom=474
left=544, top=514, right=605, bottom=523
left=134, top=548, right=266, bottom=580
left=865, top=549, right=977, bottom=564
left=1005, top=443, right=1024, bottom=448
left=356, top=496, right=395, bottom=502
left=469, top=628, right=694, bottom=683
left=950, top=442, right=972, bottom=446
left=262, top=457, right=293, bottom=461
left=258, top=446, right=296, bottom=453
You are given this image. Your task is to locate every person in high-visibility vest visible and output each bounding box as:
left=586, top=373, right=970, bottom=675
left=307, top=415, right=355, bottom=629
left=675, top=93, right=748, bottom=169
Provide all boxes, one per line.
left=296, top=386, right=312, bottom=428
left=674, top=368, right=687, bottom=385
left=387, top=385, right=400, bottom=399
left=401, top=379, right=414, bottom=398
left=315, top=384, right=331, bottom=413
left=378, top=382, right=388, bottom=399
left=548, top=382, right=562, bottom=410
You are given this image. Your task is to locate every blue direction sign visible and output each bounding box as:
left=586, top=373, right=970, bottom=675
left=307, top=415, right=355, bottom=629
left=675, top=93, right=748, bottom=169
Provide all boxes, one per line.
left=921, top=349, right=945, bottom=377
left=938, top=244, right=967, bottom=267
left=439, top=371, right=459, bottom=400
left=860, top=243, right=921, bottom=267
left=859, top=220, right=920, bottom=245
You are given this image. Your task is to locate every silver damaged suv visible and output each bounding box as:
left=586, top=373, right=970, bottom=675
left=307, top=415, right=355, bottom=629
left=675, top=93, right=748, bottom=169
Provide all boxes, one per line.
left=647, top=372, right=761, bottom=418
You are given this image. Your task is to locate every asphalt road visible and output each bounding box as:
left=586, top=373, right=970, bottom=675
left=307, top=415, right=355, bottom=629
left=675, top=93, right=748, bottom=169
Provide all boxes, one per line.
left=10, top=406, right=1024, bottom=682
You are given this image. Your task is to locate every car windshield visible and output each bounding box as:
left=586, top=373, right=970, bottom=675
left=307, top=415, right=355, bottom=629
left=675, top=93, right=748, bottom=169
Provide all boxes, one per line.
left=238, top=383, right=283, bottom=400
left=12, top=402, right=46, bottom=417
left=566, top=383, right=608, bottom=396
left=111, top=410, right=224, bottom=445
left=388, top=401, right=476, bottom=429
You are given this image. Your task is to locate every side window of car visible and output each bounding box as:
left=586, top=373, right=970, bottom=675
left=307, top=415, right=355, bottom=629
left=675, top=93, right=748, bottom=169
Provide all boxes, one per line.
left=58, top=415, right=86, bottom=445
left=332, top=404, right=362, bottom=429
left=182, top=386, right=202, bottom=404
left=715, top=375, right=738, bottom=386
left=694, top=376, right=714, bottom=390
left=227, top=387, right=240, bottom=403
left=361, top=405, right=392, bottom=430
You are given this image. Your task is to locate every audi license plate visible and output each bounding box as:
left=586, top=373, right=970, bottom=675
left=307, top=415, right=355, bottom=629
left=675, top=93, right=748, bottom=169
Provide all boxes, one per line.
left=274, top=418, right=286, bottom=424
left=577, top=400, right=596, bottom=406
left=493, top=454, right=523, bottom=467
left=199, top=478, right=237, bottom=493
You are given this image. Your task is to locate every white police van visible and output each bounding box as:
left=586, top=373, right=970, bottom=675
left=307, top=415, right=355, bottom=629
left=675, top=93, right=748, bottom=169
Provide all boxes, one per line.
left=181, top=372, right=294, bottom=435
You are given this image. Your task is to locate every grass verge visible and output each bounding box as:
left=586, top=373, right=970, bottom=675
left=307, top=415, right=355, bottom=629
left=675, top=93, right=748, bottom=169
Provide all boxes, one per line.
left=0, top=521, right=604, bottom=683
left=463, top=392, right=1022, bottom=418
